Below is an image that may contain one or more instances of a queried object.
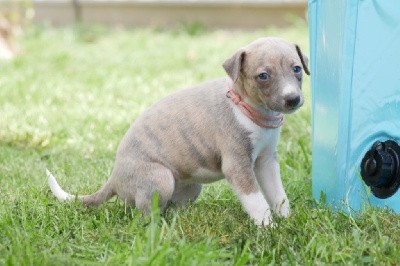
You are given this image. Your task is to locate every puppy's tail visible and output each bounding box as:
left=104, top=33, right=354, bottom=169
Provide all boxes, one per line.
left=46, top=169, right=114, bottom=208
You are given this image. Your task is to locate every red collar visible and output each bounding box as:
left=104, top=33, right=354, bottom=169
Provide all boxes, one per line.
left=226, top=89, right=284, bottom=129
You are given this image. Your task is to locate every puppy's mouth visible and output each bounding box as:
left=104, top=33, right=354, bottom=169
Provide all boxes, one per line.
left=265, top=101, right=303, bottom=114
left=284, top=101, right=303, bottom=113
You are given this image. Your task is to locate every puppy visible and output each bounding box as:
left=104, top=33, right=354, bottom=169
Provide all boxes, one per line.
left=47, top=37, right=310, bottom=226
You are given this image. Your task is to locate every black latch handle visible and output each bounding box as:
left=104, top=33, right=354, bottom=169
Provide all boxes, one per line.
left=360, top=140, right=400, bottom=199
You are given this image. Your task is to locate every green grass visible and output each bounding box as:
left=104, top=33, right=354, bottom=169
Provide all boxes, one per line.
left=0, top=22, right=399, bottom=265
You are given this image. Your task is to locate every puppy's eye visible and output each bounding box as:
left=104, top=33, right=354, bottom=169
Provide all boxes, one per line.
left=293, top=66, right=302, bottom=74
left=258, top=72, right=269, bottom=81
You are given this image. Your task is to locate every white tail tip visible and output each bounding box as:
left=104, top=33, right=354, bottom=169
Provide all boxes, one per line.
left=46, top=168, right=74, bottom=201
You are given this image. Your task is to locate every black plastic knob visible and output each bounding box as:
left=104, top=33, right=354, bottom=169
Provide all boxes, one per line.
left=360, top=140, right=400, bottom=199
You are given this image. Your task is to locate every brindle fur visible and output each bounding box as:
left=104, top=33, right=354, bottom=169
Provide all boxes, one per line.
left=48, top=37, right=309, bottom=225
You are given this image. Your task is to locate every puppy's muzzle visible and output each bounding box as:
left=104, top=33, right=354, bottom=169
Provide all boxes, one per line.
left=284, top=93, right=302, bottom=109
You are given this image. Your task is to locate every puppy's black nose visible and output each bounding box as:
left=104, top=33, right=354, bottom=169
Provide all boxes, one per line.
left=285, top=94, right=301, bottom=108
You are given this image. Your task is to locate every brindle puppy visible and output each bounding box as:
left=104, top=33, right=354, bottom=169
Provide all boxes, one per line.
left=47, top=37, right=309, bottom=226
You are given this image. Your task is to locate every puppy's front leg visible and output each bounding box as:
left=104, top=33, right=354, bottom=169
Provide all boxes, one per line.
left=255, top=151, right=290, bottom=218
left=222, top=157, right=272, bottom=226
left=237, top=190, right=273, bottom=226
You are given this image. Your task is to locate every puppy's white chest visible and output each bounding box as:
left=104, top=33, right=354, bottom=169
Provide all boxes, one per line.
left=231, top=103, right=280, bottom=161
left=250, top=128, right=279, bottom=159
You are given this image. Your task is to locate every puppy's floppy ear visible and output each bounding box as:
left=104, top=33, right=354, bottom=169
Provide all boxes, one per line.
left=223, top=49, right=246, bottom=83
left=295, top=44, right=310, bottom=75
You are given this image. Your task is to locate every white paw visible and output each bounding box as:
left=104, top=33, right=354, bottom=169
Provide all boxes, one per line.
left=239, top=192, right=276, bottom=227
left=253, top=209, right=274, bottom=227
left=275, top=198, right=290, bottom=218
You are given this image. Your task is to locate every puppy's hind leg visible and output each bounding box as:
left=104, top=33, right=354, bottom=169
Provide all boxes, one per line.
left=134, top=164, right=175, bottom=214
left=170, top=183, right=202, bottom=208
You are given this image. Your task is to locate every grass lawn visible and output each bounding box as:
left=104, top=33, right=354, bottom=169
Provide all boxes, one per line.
left=1, top=22, right=399, bottom=265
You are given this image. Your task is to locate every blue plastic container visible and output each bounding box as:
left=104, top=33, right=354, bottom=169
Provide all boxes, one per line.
left=309, top=0, right=400, bottom=213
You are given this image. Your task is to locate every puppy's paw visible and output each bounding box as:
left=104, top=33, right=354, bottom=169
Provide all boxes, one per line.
left=275, top=198, right=290, bottom=218
left=253, top=210, right=274, bottom=227
left=239, top=192, right=275, bottom=227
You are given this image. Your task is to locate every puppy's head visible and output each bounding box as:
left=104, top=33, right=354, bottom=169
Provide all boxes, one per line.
left=223, top=37, right=310, bottom=114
